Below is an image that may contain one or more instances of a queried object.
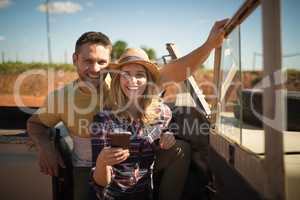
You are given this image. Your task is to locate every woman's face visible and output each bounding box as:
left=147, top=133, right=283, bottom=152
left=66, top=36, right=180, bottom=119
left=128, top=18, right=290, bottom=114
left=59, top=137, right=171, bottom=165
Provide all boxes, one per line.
left=119, top=64, right=148, bottom=100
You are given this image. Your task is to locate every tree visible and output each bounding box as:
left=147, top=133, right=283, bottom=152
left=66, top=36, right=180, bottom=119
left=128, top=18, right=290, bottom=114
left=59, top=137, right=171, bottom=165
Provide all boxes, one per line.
left=111, top=40, right=127, bottom=61
left=141, top=46, right=157, bottom=60
left=111, top=41, right=157, bottom=61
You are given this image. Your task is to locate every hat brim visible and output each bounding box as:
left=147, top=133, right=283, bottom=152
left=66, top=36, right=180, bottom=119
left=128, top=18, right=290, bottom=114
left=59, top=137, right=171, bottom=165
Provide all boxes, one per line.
left=109, top=60, right=160, bottom=82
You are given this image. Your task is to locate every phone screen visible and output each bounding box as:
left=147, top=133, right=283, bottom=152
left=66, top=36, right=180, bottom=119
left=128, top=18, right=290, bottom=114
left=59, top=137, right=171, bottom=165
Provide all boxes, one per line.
left=108, top=131, right=131, bottom=148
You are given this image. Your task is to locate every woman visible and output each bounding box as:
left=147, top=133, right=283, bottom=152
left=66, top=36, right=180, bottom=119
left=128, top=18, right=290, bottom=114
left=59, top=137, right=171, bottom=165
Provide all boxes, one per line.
left=89, top=48, right=176, bottom=200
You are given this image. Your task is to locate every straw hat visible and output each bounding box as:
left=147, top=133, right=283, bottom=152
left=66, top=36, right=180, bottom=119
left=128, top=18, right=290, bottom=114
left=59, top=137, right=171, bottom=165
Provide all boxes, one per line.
left=109, top=48, right=160, bottom=81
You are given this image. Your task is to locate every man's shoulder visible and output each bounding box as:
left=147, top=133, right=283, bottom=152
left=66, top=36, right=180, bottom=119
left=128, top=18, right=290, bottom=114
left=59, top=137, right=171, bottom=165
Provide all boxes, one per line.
left=47, top=80, right=77, bottom=97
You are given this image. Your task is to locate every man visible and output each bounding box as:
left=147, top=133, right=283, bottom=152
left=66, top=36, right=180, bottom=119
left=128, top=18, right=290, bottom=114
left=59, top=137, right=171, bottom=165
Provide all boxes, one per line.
left=27, top=19, right=227, bottom=200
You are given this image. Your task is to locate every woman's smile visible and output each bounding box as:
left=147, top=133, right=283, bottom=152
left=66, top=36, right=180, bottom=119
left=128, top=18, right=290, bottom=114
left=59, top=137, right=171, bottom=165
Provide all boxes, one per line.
left=120, top=64, right=147, bottom=99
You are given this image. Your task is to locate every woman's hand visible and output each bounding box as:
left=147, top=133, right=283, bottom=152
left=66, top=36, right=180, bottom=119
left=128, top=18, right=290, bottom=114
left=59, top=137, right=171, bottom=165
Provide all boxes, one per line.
left=160, top=132, right=176, bottom=150
left=205, top=18, right=228, bottom=49
left=93, top=147, right=130, bottom=186
left=96, top=147, right=130, bottom=167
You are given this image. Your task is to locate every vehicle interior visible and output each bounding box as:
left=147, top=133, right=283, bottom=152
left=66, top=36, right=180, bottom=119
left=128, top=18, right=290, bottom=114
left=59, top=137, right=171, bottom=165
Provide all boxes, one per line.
left=0, top=0, right=299, bottom=200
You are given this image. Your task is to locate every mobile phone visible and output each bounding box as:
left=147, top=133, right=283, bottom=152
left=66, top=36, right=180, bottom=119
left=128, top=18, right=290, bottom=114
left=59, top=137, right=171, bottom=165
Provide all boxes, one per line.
left=108, top=131, right=131, bottom=148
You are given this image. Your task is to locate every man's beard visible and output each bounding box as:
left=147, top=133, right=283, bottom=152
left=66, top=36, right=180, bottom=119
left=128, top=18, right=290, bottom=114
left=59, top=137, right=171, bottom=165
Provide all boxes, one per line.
left=79, top=73, right=108, bottom=89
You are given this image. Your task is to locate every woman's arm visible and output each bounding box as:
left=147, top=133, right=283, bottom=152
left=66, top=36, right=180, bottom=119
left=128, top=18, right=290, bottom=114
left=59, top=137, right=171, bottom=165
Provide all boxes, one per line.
left=159, top=19, right=228, bottom=85
left=93, top=161, right=112, bottom=187
left=93, top=147, right=130, bottom=187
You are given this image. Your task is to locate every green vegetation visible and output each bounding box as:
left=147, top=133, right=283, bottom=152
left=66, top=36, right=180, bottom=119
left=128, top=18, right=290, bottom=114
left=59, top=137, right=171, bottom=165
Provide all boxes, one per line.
left=0, top=40, right=158, bottom=74
left=111, top=40, right=157, bottom=61
left=111, top=40, right=128, bottom=61
left=141, top=46, right=157, bottom=60
left=0, top=61, right=75, bottom=74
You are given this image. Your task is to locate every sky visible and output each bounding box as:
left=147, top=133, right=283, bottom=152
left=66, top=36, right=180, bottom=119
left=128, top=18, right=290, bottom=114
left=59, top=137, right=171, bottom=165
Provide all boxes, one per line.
left=0, top=0, right=299, bottom=69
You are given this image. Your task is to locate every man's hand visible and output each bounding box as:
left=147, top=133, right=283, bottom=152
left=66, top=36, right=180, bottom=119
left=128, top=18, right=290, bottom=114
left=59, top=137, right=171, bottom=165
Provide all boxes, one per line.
left=206, top=18, right=229, bottom=49
left=160, top=132, right=176, bottom=150
left=38, top=143, right=65, bottom=177
left=96, top=147, right=130, bottom=166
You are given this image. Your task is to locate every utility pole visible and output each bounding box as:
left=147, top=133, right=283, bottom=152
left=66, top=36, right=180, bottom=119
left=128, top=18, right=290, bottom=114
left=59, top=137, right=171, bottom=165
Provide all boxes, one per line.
left=46, top=0, right=52, bottom=64
left=40, top=51, right=44, bottom=62
left=16, top=52, right=19, bottom=62
left=1, top=52, right=5, bottom=64
left=64, top=49, right=68, bottom=64
left=252, top=52, right=256, bottom=71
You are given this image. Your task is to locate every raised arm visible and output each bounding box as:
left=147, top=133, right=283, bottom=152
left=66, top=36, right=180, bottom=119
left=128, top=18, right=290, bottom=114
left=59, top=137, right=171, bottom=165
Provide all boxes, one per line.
left=159, top=19, right=228, bottom=85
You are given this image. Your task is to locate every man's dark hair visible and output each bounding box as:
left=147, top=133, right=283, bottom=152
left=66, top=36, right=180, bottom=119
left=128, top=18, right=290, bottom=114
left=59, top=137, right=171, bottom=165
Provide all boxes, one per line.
left=75, top=31, right=112, bottom=53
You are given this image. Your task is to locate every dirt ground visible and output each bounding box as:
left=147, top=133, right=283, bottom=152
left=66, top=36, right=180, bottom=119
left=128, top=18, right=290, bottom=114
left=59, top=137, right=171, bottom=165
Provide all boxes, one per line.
left=0, top=71, right=77, bottom=107
left=0, top=69, right=299, bottom=107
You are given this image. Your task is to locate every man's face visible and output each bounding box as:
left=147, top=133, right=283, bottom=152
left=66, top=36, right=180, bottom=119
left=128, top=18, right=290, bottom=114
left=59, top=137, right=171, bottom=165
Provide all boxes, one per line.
left=73, top=43, right=110, bottom=89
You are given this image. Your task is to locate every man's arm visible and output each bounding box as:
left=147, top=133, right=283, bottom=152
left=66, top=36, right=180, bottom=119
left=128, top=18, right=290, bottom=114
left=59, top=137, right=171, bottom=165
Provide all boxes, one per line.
left=27, top=90, right=65, bottom=176
left=27, top=115, right=52, bottom=148
left=159, top=19, right=228, bottom=85
left=27, top=115, right=65, bottom=176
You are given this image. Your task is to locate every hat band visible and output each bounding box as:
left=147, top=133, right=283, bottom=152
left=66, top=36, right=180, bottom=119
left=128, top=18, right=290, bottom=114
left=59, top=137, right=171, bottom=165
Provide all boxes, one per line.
left=119, top=56, right=146, bottom=63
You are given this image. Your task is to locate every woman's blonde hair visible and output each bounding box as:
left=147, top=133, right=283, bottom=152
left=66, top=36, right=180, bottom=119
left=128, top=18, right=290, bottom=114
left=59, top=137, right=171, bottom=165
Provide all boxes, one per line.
left=107, top=67, right=161, bottom=125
